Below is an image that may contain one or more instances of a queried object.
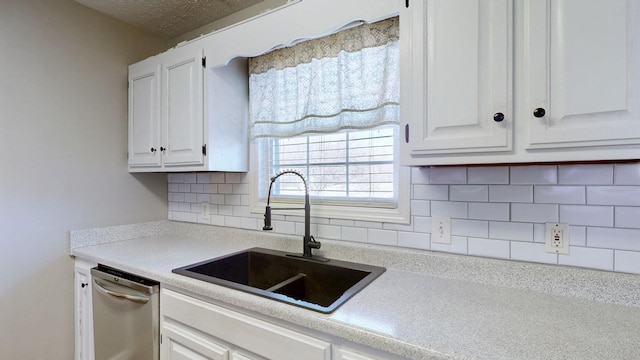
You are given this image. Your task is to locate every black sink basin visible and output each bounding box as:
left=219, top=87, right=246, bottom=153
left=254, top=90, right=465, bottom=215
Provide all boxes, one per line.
left=172, top=247, right=385, bottom=313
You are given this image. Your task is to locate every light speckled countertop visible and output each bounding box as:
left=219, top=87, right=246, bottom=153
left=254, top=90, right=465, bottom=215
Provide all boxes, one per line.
left=70, top=221, right=640, bottom=359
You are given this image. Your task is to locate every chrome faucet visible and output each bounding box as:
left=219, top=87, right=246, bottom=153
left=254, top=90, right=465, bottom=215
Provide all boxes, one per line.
left=263, top=170, right=322, bottom=258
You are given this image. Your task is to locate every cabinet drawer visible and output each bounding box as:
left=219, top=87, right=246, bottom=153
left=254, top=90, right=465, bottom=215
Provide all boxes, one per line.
left=161, top=289, right=330, bottom=360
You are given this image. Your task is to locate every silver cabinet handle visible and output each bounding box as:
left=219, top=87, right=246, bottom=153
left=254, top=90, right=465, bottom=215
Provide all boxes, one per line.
left=93, top=279, right=149, bottom=304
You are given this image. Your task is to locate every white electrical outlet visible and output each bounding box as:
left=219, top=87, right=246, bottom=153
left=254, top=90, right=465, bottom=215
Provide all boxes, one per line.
left=199, top=202, right=210, bottom=222
left=432, top=216, right=451, bottom=244
left=545, top=222, right=569, bottom=254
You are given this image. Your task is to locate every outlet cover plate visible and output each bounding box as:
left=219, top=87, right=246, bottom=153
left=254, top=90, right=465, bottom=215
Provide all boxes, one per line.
left=545, top=222, right=569, bottom=254
left=432, top=216, right=451, bottom=244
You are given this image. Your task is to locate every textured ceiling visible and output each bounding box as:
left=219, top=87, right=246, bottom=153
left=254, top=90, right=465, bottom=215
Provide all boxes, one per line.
left=75, top=0, right=263, bottom=39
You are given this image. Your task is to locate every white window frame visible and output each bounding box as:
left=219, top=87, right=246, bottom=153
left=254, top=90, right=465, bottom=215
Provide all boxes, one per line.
left=249, top=141, right=410, bottom=224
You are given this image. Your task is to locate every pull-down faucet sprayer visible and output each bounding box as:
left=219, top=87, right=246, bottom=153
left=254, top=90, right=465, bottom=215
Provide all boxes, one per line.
left=263, top=170, right=322, bottom=259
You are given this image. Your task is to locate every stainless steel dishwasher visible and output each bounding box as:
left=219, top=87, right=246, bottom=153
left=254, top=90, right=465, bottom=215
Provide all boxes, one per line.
left=91, top=264, right=160, bottom=360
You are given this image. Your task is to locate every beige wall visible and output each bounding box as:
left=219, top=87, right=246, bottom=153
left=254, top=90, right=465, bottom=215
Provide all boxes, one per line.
left=0, top=0, right=167, bottom=358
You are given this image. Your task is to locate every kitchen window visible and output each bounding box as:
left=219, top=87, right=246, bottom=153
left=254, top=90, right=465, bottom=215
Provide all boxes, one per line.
left=249, top=16, right=409, bottom=223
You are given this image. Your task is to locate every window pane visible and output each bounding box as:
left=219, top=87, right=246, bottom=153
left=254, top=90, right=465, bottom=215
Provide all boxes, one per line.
left=262, top=126, right=398, bottom=205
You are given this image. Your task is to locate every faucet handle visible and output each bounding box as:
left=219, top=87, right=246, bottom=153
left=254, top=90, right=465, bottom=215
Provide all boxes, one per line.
left=263, top=206, right=273, bottom=231
left=307, top=236, right=321, bottom=249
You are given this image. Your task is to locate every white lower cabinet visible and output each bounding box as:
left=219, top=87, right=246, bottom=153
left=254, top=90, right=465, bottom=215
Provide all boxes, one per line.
left=160, top=289, right=406, bottom=360
left=74, top=259, right=97, bottom=360
left=160, top=288, right=331, bottom=360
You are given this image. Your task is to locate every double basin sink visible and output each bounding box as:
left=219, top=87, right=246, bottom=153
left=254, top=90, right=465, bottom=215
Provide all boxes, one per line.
left=173, top=247, right=385, bottom=313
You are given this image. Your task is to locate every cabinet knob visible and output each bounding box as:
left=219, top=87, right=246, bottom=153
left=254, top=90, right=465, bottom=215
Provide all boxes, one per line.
left=493, top=112, right=505, bottom=122
left=81, top=283, right=88, bottom=288
left=533, top=108, right=546, bottom=118
left=150, top=147, right=156, bottom=153
left=160, top=147, right=166, bottom=152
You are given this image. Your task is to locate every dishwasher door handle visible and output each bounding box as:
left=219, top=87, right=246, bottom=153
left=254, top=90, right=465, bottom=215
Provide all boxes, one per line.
left=93, top=279, right=150, bottom=304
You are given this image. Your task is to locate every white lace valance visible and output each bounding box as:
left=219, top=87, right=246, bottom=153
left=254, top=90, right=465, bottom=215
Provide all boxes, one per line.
left=248, top=16, right=400, bottom=139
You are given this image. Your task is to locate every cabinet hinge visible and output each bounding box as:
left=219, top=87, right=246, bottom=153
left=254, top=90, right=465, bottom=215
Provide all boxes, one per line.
left=202, top=56, right=206, bottom=68
left=202, top=144, right=207, bottom=156
left=404, top=124, right=410, bottom=143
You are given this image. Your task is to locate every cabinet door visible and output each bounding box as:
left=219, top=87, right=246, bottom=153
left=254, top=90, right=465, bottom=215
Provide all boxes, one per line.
left=525, top=0, right=640, bottom=148
left=74, top=260, right=96, bottom=360
left=129, top=58, right=162, bottom=167
left=401, top=0, right=512, bottom=163
left=161, top=289, right=330, bottom=360
left=162, top=321, right=229, bottom=360
left=162, top=45, right=205, bottom=166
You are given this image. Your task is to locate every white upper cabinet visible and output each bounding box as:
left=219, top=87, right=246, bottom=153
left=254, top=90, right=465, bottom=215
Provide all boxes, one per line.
left=128, top=41, right=248, bottom=172
left=401, top=0, right=513, bottom=161
left=524, top=0, right=640, bottom=149
left=128, top=58, right=161, bottom=167
left=402, top=0, right=640, bottom=165
left=161, top=44, right=205, bottom=167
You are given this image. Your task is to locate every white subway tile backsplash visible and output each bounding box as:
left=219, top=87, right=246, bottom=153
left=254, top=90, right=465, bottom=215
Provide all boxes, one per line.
left=196, top=173, right=210, bottom=184
left=368, top=229, right=398, bottom=246
left=411, top=167, right=430, bottom=184
left=588, top=186, right=640, bottom=206
left=413, top=185, right=448, bottom=200
left=615, top=207, right=640, bottom=229
left=218, top=184, right=233, bottom=194
left=451, top=219, right=488, bottom=238
left=225, top=173, right=243, bottom=184
left=450, top=185, right=488, bottom=202
left=613, top=250, right=640, bottom=274
left=534, top=186, right=585, bottom=204
left=489, top=185, right=533, bottom=203
left=413, top=216, right=432, bottom=233
left=203, top=184, right=217, bottom=193
left=468, top=167, right=509, bottom=184
left=218, top=205, right=233, bottom=216
left=510, top=165, right=557, bottom=185
left=383, top=222, right=414, bottom=232
left=432, top=201, right=468, bottom=218
left=184, top=173, right=197, bottom=184
left=468, top=237, right=510, bottom=259
left=559, top=247, right=614, bottom=271
left=233, top=183, right=249, bottom=195
left=398, top=231, right=430, bottom=250
left=429, top=167, right=466, bottom=184
left=354, top=220, right=384, bottom=229
left=169, top=162, right=640, bottom=275
left=569, top=226, right=587, bottom=246
left=614, top=163, right=640, bottom=185
left=211, top=194, right=225, bottom=205
left=184, top=193, right=197, bottom=203
left=330, top=219, right=355, bottom=227
left=511, top=242, right=558, bottom=265
left=273, top=220, right=296, bottom=235
left=560, top=205, right=614, bottom=227
left=533, top=223, right=545, bottom=243
left=410, top=200, right=431, bottom=216
left=559, top=164, right=613, bottom=185
left=169, top=173, right=184, bottom=183
left=210, top=173, right=225, bottom=183
left=224, top=194, right=241, bottom=206
left=587, top=227, right=640, bottom=251
left=431, top=235, right=467, bottom=254
left=196, top=193, right=210, bottom=203
left=489, top=221, right=533, bottom=242
left=342, top=226, right=368, bottom=243
left=511, top=204, right=558, bottom=223
left=468, top=202, right=509, bottom=221
left=317, top=224, right=341, bottom=239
